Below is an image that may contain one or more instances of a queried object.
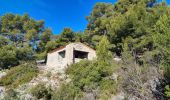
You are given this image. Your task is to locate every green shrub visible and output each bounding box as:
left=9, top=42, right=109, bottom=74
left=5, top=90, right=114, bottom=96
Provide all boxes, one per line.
left=67, top=60, right=114, bottom=91
left=65, top=60, right=118, bottom=99
left=0, top=45, right=19, bottom=69
left=30, top=83, right=52, bottom=100
left=16, top=45, right=35, bottom=61
left=35, top=51, right=47, bottom=60
left=66, top=60, right=100, bottom=90
left=52, top=84, right=83, bottom=100
left=3, top=89, right=19, bottom=100
left=0, top=63, right=38, bottom=88
left=165, top=85, right=170, bottom=97
left=45, top=41, right=57, bottom=52
left=98, top=79, right=118, bottom=99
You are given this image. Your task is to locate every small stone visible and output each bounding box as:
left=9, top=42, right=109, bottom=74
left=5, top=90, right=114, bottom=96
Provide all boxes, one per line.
left=113, top=57, right=122, bottom=62
left=112, top=92, right=125, bottom=100
left=0, top=72, right=7, bottom=79
left=111, top=73, right=118, bottom=80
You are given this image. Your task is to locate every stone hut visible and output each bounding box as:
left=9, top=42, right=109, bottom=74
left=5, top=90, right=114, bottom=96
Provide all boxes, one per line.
left=46, top=42, right=96, bottom=73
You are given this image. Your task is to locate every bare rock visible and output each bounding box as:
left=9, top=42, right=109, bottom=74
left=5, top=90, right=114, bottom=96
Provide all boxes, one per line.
left=20, top=94, right=34, bottom=100
left=86, top=93, right=96, bottom=100
left=112, top=92, right=125, bottom=100
left=113, top=57, right=122, bottom=62
left=0, top=71, right=6, bottom=79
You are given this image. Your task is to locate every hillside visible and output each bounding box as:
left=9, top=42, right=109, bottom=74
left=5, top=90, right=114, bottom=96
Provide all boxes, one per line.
left=0, top=0, right=170, bottom=100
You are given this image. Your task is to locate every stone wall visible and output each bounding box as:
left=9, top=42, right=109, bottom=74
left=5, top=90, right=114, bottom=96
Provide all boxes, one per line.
left=46, top=43, right=96, bottom=73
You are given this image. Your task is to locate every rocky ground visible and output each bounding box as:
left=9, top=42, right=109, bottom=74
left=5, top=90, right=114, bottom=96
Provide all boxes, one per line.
left=0, top=63, right=162, bottom=100
left=0, top=71, right=6, bottom=99
left=0, top=65, right=71, bottom=100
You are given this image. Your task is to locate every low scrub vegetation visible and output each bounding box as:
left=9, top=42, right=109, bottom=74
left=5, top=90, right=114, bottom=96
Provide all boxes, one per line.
left=0, top=63, right=38, bottom=88
left=35, top=51, right=47, bottom=60
left=65, top=60, right=119, bottom=99
left=0, top=0, right=170, bottom=99
left=53, top=37, right=120, bottom=99
left=3, top=89, right=20, bottom=100
left=30, top=83, right=52, bottom=100
left=52, top=84, right=83, bottom=100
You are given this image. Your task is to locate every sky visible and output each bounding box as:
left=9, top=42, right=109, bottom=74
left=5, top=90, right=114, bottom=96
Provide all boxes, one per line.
left=0, top=0, right=116, bottom=34
left=0, top=0, right=169, bottom=34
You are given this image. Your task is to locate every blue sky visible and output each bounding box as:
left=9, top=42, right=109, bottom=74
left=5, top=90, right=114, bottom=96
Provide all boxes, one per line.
left=0, top=0, right=169, bottom=34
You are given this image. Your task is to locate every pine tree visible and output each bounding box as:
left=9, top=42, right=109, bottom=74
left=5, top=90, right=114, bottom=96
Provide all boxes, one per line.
left=96, top=36, right=112, bottom=65
left=153, top=14, right=170, bottom=63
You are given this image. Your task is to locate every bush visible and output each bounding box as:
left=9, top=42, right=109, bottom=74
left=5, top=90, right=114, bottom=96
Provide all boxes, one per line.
left=165, top=85, right=170, bottom=97
left=45, top=41, right=57, bottom=52
left=0, top=63, right=38, bottom=88
left=65, top=59, right=118, bottom=99
left=52, top=84, right=83, bottom=100
left=67, top=60, right=114, bottom=91
left=0, top=45, right=35, bottom=69
left=66, top=60, right=100, bottom=90
left=3, top=89, right=19, bottom=100
left=35, top=51, right=47, bottom=60
left=98, top=79, right=118, bottom=99
left=0, top=45, right=19, bottom=69
left=30, top=83, right=52, bottom=100
left=16, top=45, right=35, bottom=61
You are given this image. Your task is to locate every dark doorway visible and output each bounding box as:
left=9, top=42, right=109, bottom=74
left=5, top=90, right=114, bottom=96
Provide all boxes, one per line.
left=73, top=50, right=88, bottom=59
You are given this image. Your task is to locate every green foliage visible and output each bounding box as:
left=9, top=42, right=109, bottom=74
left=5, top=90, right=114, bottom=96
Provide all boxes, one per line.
left=153, top=14, right=170, bottom=62
left=0, top=13, right=52, bottom=54
left=52, top=28, right=76, bottom=49
left=25, top=29, right=38, bottom=41
left=0, top=0, right=169, bottom=99
left=86, top=2, right=114, bottom=35
left=0, top=63, right=38, bottom=88
left=0, top=45, right=19, bottom=69
left=67, top=60, right=100, bottom=90
left=59, top=28, right=75, bottom=42
left=16, top=45, right=34, bottom=61
left=0, top=35, right=10, bottom=46
left=66, top=59, right=117, bottom=99
left=52, top=84, right=83, bottom=100
left=1, top=13, right=44, bottom=34
left=65, top=37, right=116, bottom=99
left=40, top=28, right=52, bottom=43
left=153, top=14, right=170, bottom=80
left=45, top=41, right=57, bottom=52
left=96, top=36, right=112, bottom=63
left=35, top=51, right=47, bottom=60
left=114, top=0, right=155, bottom=14
left=91, top=35, right=103, bottom=48
left=30, top=83, right=52, bottom=100
left=99, top=79, right=118, bottom=99
left=165, top=85, right=170, bottom=97
left=0, top=44, right=35, bottom=69
left=37, top=28, right=53, bottom=52
left=3, top=89, right=19, bottom=100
